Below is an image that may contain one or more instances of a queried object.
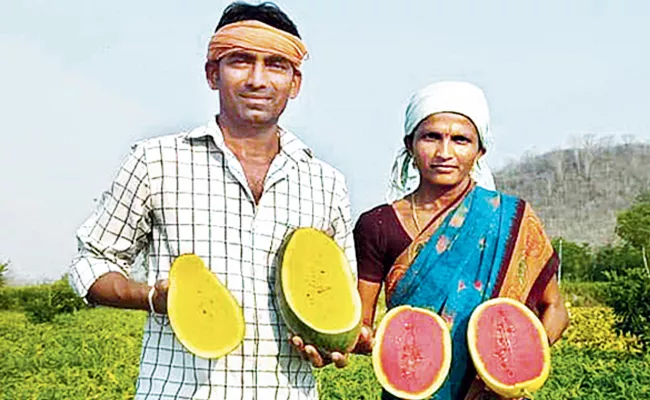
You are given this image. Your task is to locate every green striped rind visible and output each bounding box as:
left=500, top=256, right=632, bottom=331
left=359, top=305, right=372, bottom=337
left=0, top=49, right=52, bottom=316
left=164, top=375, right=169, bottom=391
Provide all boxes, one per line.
left=275, top=228, right=362, bottom=353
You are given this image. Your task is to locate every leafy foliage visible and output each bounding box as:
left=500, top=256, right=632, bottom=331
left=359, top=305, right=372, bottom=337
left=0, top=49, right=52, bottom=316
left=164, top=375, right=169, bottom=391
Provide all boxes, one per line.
left=615, top=194, right=650, bottom=250
left=0, top=261, right=8, bottom=288
left=1, top=285, right=649, bottom=399
left=592, top=243, right=644, bottom=282
left=0, top=277, right=86, bottom=323
left=552, top=238, right=594, bottom=281
left=540, top=346, right=650, bottom=399
left=315, top=355, right=380, bottom=400
left=0, top=308, right=144, bottom=399
left=2, top=305, right=649, bottom=399
left=560, top=281, right=609, bottom=307
left=634, top=191, right=650, bottom=204
left=552, top=237, right=645, bottom=282
left=560, top=306, right=640, bottom=352
left=606, top=268, right=650, bottom=351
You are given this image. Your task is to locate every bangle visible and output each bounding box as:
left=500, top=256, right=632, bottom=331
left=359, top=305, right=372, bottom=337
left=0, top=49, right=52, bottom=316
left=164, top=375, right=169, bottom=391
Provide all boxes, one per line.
left=147, top=285, right=168, bottom=326
left=147, top=286, right=157, bottom=314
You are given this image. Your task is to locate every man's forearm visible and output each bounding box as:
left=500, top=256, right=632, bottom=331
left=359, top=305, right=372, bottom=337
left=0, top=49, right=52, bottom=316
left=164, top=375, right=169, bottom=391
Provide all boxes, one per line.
left=87, top=272, right=151, bottom=311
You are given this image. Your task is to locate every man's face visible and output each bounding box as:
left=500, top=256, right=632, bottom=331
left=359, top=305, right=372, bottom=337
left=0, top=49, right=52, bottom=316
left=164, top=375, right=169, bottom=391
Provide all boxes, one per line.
left=206, top=50, right=301, bottom=128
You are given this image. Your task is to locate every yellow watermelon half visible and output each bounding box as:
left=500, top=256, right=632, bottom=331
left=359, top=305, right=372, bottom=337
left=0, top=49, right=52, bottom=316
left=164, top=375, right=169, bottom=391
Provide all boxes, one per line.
left=372, top=305, right=452, bottom=400
left=276, top=228, right=362, bottom=353
left=467, top=297, right=551, bottom=398
left=167, top=254, right=245, bottom=359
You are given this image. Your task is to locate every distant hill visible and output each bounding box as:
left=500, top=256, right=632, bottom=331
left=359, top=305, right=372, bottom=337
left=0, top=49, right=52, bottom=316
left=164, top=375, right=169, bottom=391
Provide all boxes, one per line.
left=495, top=139, right=650, bottom=245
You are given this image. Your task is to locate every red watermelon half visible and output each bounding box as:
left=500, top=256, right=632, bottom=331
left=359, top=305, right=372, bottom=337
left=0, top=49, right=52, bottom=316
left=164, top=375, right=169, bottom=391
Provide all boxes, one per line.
left=372, top=305, right=452, bottom=399
left=467, top=297, right=551, bottom=398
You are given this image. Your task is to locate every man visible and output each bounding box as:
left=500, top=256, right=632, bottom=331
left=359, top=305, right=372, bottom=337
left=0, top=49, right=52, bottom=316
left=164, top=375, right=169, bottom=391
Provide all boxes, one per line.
left=68, top=2, right=356, bottom=399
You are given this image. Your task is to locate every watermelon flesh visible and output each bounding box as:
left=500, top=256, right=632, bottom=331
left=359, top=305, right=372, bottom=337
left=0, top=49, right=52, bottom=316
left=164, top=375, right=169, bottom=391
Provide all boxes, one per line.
left=467, top=297, right=551, bottom=398
left=167, top=254, right=245, bottom=359
left=475, top=302, right=545, bottom=385
left=283, top=235, right=358, bottom=331
left=373, top=306, right=452, bottom=399
left=381, top=311, right=445, bottom=393
left=276, top=228, right=362, bottom=353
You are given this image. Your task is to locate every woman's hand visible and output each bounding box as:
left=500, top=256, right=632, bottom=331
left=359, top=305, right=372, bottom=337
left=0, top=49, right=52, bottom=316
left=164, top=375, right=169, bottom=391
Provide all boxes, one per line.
left=354, top=279, right=381, bottom=355
left=539, top=276, right=570, bottom=345
left=353, top=325, right=375, bottom=354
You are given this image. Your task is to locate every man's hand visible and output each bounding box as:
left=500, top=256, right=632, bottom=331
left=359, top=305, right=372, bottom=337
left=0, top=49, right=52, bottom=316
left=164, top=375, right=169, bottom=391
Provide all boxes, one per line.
left=87, top=272, right=170, bottom=314
left=289, top=325, right=375, bottom=368
left=151, top=279, right=169, bottom=314
left=289, top=335, right=349, bottom=369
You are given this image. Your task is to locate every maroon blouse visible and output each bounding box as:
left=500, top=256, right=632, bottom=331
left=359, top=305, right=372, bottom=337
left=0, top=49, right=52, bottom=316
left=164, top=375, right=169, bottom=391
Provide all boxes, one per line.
left=353, top=204, right=413, bottom=283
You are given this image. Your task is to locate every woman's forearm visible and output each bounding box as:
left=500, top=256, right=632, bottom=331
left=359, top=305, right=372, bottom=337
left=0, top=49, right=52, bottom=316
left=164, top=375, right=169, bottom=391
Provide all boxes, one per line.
left=541, top=298, right=570, bottom=345
left=358, top=279, right=382, bottom=326
left=354, top=279, right=382, bottom=354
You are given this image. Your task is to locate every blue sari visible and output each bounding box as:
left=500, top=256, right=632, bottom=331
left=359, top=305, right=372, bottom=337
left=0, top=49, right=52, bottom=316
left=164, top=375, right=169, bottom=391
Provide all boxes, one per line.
left=383, top=186, right=537, bottom=400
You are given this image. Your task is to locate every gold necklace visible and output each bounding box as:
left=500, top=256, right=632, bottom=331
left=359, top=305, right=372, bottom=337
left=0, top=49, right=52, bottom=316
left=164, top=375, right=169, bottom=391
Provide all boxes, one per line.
left=411, top=192, right=422, bottom=233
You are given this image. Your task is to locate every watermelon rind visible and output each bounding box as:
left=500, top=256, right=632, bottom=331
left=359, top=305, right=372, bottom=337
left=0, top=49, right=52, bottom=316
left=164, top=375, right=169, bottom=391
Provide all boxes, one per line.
left=276, top=228, right=362, bottom=353
left=372, top=305, right=452, bottom=400
left=467, top=297, right=551, bottom=398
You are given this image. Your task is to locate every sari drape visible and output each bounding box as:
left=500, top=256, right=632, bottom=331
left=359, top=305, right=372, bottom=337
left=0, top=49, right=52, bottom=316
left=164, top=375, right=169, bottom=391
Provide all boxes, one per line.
left=382, top=186, right=558, bottom=400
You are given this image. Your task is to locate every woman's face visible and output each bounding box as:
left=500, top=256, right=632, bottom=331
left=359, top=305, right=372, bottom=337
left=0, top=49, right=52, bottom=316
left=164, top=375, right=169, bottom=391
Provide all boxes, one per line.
left=407, top=112, right=484, bottom=188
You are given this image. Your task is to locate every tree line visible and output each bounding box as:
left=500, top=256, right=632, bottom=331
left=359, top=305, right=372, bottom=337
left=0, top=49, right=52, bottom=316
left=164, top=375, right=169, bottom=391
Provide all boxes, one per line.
left=554, top=192, right=650, bottom=350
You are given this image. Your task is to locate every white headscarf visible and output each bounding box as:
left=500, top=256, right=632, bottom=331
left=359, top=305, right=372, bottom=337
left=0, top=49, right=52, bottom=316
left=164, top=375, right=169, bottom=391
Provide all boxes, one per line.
left=387, top=81, right=496, bottom=202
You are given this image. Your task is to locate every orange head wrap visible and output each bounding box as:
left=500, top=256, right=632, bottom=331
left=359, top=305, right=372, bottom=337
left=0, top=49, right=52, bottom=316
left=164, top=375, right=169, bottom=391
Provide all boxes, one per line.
left=207, top=20, right=309, bottom=69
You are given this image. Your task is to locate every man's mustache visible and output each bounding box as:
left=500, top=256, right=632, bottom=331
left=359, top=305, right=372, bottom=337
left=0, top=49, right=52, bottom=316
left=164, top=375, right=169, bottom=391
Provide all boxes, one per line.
left=240, top=89, right=274, bottom=98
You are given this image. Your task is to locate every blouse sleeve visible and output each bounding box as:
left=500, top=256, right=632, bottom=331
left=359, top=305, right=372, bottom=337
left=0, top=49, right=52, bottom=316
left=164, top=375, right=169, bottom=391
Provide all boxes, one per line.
left=353, top=209, right=386, bottom=283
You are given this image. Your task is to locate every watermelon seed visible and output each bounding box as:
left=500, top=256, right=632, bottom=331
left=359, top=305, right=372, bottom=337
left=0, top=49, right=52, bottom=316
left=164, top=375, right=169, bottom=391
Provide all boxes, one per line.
left=315, top=286, right=332, bottom=294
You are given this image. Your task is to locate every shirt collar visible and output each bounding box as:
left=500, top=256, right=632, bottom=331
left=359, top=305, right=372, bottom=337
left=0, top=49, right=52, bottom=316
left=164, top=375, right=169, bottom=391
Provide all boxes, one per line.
left=185, top=116, right=313, bottom=163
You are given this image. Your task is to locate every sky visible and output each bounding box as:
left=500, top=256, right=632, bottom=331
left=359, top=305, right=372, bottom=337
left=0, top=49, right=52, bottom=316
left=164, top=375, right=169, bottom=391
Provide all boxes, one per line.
left=1, top=0, right=649, bottom=283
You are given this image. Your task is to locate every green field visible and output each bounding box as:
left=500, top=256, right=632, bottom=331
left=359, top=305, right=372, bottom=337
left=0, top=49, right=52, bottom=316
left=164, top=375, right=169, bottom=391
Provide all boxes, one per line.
left=1, top=304, right=649, bottom=399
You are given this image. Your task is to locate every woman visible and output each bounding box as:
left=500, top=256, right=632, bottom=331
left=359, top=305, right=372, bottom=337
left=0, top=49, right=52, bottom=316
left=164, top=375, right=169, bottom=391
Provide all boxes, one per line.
left=353, top=81, right=569, bottom=399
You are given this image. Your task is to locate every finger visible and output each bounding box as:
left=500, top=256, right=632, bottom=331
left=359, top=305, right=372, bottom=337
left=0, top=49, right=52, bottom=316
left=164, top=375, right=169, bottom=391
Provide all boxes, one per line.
left=361, top=326, right=375, bottom=349
left=290, top=336, right=305, bottom=351
left=152, top=280, right=169, bottom=314
left=354, top=326, right=374, bottom=354
left=331, top=352, right=349, bottom=369
left=289, top=336, right=310, bottom=361
left=304, top=345, right=324, bottom=368
left=361, top=325, right=373, bottom=337
left=154, top=279, right=169, bottom=294
left=153, top=297, right=167, bottom=314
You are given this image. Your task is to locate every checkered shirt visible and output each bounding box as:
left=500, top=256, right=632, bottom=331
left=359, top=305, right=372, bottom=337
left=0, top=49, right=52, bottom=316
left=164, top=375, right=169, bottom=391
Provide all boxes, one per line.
left=68, top=117, right=356, bottom=400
